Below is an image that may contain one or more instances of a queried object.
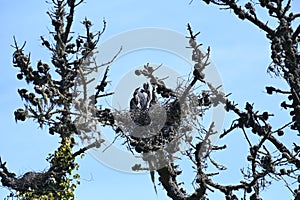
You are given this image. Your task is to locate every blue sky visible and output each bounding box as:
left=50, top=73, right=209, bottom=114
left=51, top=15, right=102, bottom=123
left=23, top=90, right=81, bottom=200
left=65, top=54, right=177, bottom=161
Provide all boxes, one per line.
left=0, top=0, right=299, bottom=199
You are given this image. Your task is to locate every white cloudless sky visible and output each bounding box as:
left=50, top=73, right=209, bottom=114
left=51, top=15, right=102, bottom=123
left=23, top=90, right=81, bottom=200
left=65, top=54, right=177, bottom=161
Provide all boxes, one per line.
left=0, top=0, right=299, bottom=199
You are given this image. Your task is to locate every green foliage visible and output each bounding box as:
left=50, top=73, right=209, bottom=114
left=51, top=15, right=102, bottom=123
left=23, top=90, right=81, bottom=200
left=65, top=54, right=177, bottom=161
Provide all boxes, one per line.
left=1, top=0, right=108, bottom=199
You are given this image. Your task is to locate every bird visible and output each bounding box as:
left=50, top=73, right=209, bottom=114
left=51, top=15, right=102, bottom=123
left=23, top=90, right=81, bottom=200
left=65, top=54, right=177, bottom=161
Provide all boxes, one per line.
left=130, top=83, right=152, bottom=111
left=130, top=87, right=141, bottom=111
left=138, top=83, right=150, bottom=110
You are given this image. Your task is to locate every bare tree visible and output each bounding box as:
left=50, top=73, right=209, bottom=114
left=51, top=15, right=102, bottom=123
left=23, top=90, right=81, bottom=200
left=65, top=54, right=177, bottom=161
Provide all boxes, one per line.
left=112, top=0, right=300, bottom=200
left=0, top=0, right=117, bottom=199
left=1, top=0, right=299, bottom=200
left=136, top=0, right=300, bottom=199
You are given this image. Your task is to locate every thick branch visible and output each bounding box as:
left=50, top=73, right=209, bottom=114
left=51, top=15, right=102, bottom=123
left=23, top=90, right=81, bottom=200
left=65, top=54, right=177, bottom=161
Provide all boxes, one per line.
left=156, top=165, right=186, bottom=200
